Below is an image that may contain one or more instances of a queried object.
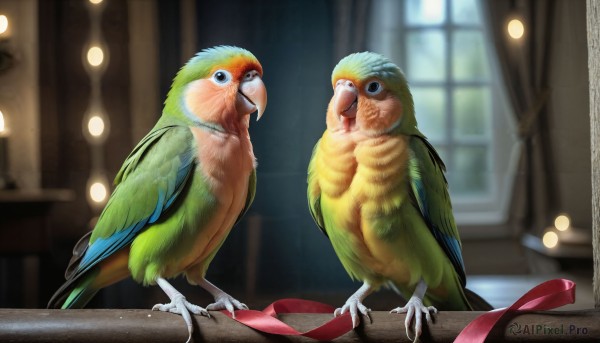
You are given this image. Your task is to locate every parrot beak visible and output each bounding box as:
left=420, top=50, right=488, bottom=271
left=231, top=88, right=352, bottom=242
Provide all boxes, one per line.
left=237, top=72, right=267, bottom=121
left=333, top=80, right=358, bottom=119
left=333, top=80, right=358, bottom=131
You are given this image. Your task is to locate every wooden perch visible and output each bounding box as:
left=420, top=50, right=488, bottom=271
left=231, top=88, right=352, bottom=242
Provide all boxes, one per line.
left=0, top=309, right=599, bottom=343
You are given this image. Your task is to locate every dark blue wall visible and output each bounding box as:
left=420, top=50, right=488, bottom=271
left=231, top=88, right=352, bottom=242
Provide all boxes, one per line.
left=154, top=0, right=359, bottom=307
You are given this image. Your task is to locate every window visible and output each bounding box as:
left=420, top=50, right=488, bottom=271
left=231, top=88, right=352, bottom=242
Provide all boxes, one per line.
left=368, top=0, right=518, bottom=230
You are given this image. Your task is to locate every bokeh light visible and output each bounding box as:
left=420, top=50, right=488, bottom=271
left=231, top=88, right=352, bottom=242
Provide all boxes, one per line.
left=0, top=15, right=8, bottom=36
left=90, top=181, right=107, bottom=203
left=88, top=115, right=105, bottom=137
left=554, top=214, right=570, bottom=231
left=507, top=19, right=524, bottom=39
left=542, top=231, right=559, bottom=249
left=87, top=46, right=104, bottom=67
left=0, top=110, right=5, bottom=133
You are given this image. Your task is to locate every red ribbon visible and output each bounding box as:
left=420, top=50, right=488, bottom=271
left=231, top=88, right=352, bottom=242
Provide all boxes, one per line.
left=224, top=278, right=575, bottom=342
left=454, top=278, right=576, bottom=343
left=223, top=298, right=353, bottom=341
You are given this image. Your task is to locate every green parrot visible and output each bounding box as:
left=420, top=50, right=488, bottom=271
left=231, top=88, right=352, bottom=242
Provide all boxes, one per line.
left=307, top=52, right=491, bottom=341
left=48, top=46, right=267, bottom=341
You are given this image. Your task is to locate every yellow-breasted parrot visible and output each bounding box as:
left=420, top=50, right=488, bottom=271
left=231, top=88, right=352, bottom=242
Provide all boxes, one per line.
left=48, top=46, right=267, bottom=341
left=307, top=52, right=491, bottom=340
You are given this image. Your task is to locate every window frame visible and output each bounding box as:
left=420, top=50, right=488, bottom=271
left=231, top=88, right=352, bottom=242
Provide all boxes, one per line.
left=367, top=0, right=519, bottom=231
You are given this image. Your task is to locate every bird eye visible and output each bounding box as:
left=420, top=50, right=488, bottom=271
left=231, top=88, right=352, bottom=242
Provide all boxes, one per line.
left=365, top=81, right=383, bottom=95
left=212, top=70, right=231, bottom=84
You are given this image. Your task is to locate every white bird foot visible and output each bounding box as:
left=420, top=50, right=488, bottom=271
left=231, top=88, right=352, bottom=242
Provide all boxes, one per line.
left=334, top=296, right=372, bottom=328
left=334, top=281, right=373, bottom=328
left=152, top=294, right=210, bottom=316
left=198, top=278, right=248, bottom=319
left=390, top=296, right=437, bottom=342
left=154, top=277, right=209, bottom=343
left=205, top=293, right=248, bottom=318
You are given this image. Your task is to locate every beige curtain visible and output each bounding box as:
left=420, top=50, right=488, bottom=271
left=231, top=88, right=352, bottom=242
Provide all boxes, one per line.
left=482, top=0, right=557, bottom=235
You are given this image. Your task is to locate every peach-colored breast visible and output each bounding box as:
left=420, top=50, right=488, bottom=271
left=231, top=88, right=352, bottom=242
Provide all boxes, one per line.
left=181, top=126, right=255, bottom=272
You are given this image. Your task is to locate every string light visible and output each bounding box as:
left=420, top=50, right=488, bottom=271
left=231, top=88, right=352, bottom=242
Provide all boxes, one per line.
left=89, top=181, right=107, bottom=203
left=554, top=214, right=570, bottom=231
left=0, top=15, right=7, bottom=36
left=87, top=46, right=105, bottom=67
left=542, top=231, right=559, bottom=249
left=0, top=110, right=5, bottom=133
left=86, top=172, right=109, bottom=206
left=84, top=1, right=110, bottom=211
left=87, top=115, right=105, bottom=137
left=507, top=18, right=524, bottom=40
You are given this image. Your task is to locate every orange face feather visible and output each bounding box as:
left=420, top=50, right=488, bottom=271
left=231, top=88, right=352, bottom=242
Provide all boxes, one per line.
left=209, top=56, right=263, bottom=80
left=326, top=76, right=403, bottom=136
left=184, top=57, right=266, bottom=134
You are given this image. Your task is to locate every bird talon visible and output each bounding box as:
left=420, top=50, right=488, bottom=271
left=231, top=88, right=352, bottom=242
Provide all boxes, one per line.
left=391, top=296, right=437, bottom=342
left=365, top=310, right=373, bottom=324
left=206, top=293, right=247, bottom=316
left=337, top=296, right=370, bottom=328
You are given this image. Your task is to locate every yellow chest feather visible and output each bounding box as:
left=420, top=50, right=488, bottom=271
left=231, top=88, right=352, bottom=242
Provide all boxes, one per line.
left=316, top=131, right=409, bottom=218
left=312, top=131, right=412, bottom=282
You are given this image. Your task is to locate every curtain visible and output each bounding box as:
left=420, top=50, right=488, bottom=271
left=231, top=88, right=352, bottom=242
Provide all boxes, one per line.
left=482, top=0, right=557, bottom=235
left=332, top=0, right=371, bottom=63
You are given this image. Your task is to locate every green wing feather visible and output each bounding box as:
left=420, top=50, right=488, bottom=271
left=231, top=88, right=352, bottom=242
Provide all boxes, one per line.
left=84, top=124, right=196, bottom=265
left=408, top=134, right=466, bottom=286
left=236, top=169, right=256, bottom=225
left=47, top=122, right=196, bottom=308
left=307, top=139, right=326, bottom=236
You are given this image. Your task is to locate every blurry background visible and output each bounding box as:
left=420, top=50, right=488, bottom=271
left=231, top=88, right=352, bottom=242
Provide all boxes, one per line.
left=0, top=0, right=593, bottom=311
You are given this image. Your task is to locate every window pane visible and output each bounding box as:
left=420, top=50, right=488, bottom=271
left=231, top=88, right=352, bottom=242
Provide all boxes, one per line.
left=449, top=146, right=488, bottom=194
left=452, top=0, right=481, bottom=25
left=452, top=30, right=489, bottom=81
left=407, top=30, right=446, bottom=82
left=412, top=87, right=446, bottom=141
left=453, top=87, right=490, bottom=137
left=406, top=0, right=446, bottom=25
